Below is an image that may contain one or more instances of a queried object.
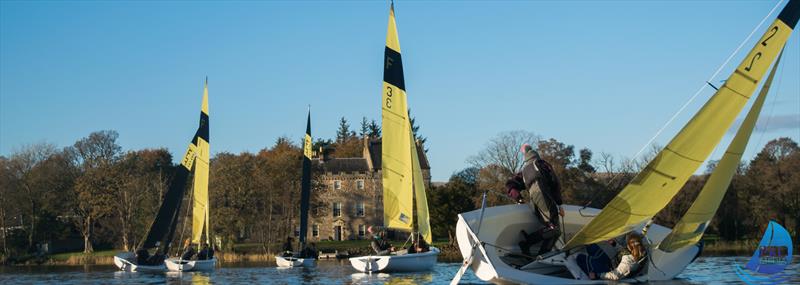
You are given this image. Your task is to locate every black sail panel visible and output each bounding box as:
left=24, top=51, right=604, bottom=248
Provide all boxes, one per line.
left=141, top=164, right=190, bottom=250
left=299, top=110, right=312, bottom=247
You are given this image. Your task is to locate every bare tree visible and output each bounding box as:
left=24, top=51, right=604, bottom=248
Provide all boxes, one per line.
left=468, top=130, right=541, bottom=174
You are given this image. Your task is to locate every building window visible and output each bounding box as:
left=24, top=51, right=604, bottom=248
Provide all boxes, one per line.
left=312, top=224, right=319, bottom=237
left=333, top=202, right=342, bottom=217
left=356, top=202, right=365, bottom=217
left=358, top=224, right=366, bottom=238
left=356, top=180, right=364, bottom=190
left=334, top=180, right=342, bottom=190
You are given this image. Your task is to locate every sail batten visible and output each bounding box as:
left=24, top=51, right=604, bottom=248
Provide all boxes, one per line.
left=564, top=0, right=799, bottom=249
left=659, top=52, right=784, bottom=252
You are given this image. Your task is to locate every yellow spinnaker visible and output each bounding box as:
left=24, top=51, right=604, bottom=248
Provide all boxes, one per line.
left=659, top=53, right=783, bottom=252
left=192, top=80, right=210, bottom=245
left=382, top=5, right=414, bottom=231
left=564, top=3, right=797, bottom=249
left=411, top=133, right=432, bottom=244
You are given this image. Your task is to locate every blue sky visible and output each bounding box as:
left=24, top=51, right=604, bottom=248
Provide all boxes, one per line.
left=1, top=0, right=798, bottom=181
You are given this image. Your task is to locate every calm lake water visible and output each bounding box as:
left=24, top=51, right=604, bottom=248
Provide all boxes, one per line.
left=1, top=256, right=798, bottom=284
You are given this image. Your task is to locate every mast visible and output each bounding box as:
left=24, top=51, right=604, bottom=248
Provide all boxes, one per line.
left=299, top=108, right=312, bottom=250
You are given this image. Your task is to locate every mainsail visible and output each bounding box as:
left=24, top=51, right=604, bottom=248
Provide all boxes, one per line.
left=299, top=109, right=313, bottom=248
left=659, top=53, right=784, bottom=252
left=191, top=79, right=211, bottom=245
left=381, top=4, right=414, bottom=231
left=142, top=80, right=210, bottom=253
left=564, top=0, right=799, bottom=249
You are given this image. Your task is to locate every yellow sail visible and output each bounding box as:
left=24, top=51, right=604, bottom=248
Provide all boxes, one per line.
left=381, top=4, right=414, bottom=231
left=411, top=134, right=432, bottom=244
left=564, top=2, right=798, bottom=249
left=191, top=80, right=210, bottom=244
left=659, top=53, right=783, bottom=252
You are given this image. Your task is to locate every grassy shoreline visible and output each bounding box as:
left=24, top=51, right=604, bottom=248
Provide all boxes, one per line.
left=2, top=239, right=791, bottom=266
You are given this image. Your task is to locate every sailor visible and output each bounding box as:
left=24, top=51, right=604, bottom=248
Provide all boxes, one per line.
left=282, top=237, right=294, bottom=257
left=135, top=247, right=150, bottom=265
left=181, top=239, right=196, bottom=260
left=368, top=226, right=394, bottom=255
left=518, top=144, right=564, bottom=256
left=147, top=249, right=166, bottom=265
left=566, top=232, right=647, bottom=280
left=197, top=243, right=210, bottom=260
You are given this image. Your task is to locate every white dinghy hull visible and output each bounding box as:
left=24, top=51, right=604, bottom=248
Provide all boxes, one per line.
left=455, top=204, right=699, bottom=284
left=275, top=256, right=316, bottom=268
left=165, top=257, right=217, bottom=272
left=113, top=252, right=166, bottom=273
left=349, top=247, right=440, bottom=273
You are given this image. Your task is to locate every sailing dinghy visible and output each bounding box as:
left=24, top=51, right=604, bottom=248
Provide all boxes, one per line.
left=349, top=3, right=440, bottom=273
left=165, top=80, right=217, bottom=272
left=454, top=1, right=799, bottom=283
left=114, top=79, right=213, bottom=272
left=275, top=109, right=317, bottom=268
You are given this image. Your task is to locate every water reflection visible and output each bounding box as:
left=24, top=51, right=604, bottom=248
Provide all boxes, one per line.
left=0, top=257, right=797, bottom=284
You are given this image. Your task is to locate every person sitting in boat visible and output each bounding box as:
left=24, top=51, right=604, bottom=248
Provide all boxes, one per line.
left=135, top=247, right=150, bottom=265
left=518, top=144, right=564, bottom=256
left=369, top=226, right=394, bottom=255
left=282, top=237, right=294, bottom=257
left=146, top=249, right=166, bottom=265
left=413, top=237, right=430, bottom=253
left=181, top=239, right=196, bottom=260
left=196, top=243, right=211, bottom=260
left=566, top=232, right=648, bottom=280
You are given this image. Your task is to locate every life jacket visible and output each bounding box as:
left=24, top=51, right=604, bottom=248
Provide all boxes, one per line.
left=534, top=159, right=560, bottom=194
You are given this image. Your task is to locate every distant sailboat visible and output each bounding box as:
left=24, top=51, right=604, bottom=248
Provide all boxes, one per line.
left=348, top=3, right=440, bottom=273
left=114, top=79, right=213, bottom=272
left=166, top=79, right=217, bottom=272
left=454, top=1, right=798, bottom=283
left=276, top=109, right=317, bottom=268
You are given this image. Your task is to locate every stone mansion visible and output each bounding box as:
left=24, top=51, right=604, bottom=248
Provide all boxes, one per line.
left=306, top=137, right=430, bottom=241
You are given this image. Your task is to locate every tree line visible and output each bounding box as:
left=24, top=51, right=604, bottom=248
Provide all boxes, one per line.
left=1, top=126, right=796, bottom=262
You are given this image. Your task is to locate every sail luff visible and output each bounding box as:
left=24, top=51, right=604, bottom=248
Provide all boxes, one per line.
left=191, top=81, right=210, bottom=245
left=381, top=4, right=414, bottom=231
left=299, top=110, right=312, bottom=246
left=410, top=133, right=432, bottom=244
left=659, top=52, right=783, bottom=252
left=564, top=0, right=799, bottom=249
